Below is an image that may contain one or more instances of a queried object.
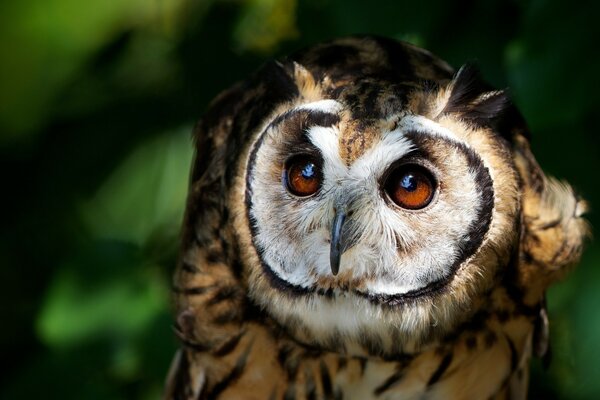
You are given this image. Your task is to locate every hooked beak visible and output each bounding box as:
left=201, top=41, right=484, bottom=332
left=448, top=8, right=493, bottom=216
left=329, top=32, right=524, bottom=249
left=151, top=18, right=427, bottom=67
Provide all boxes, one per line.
left=329, top=209, right=346, bottom=276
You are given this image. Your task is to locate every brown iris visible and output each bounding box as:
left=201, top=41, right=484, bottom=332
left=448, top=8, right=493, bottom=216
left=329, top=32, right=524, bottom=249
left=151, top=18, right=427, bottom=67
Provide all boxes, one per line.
left=284, top=155, right=322, bottom=197
left=384, top=165, right=436, bottom=209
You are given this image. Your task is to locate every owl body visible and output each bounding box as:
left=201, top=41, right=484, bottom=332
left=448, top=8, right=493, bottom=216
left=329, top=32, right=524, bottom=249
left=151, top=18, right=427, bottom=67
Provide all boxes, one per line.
left=165, top=37, right=588, bottom=399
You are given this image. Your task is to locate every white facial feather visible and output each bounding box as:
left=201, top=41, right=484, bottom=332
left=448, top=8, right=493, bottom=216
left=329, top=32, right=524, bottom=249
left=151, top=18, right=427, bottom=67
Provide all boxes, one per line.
left=350, top=127, right=414, bottom=180
left=296, top=99, right=343, bottom=113
left=399, top=115, right=464, bottom=143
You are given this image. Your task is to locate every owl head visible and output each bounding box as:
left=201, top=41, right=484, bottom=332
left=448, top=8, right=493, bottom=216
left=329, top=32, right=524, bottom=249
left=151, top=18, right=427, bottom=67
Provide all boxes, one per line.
left=179, top=36, right=588, bottom=357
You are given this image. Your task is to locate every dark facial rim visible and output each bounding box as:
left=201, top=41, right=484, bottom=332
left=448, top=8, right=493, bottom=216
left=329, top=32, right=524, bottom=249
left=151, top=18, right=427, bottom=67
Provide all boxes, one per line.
left=245, top=124, right=495, bottom=306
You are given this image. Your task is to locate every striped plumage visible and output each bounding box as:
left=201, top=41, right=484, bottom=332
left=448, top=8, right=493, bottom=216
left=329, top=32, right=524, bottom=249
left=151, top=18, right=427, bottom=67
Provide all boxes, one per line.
left=164, top=36, right=589, bottom=399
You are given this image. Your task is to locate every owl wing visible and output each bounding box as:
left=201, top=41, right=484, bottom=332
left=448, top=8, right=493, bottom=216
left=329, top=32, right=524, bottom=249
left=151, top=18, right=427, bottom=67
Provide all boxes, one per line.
left=513, top=133, right=589, bottom=302
left=512, top=132, right=589, bottom=364
left=164, top=62, right=303, bottom=400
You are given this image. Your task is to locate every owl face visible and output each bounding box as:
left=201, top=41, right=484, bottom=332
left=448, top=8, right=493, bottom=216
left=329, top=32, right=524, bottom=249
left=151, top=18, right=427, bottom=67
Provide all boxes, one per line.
left=230, top=52, right=522, bottom=355
left=248, top=101, right=493, bottom=298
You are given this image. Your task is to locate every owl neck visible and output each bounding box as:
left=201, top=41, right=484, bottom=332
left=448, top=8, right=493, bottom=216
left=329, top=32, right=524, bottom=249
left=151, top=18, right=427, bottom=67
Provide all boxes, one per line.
left=169, top=240, right=544, bottom=399
left=168, top=285, right=537, bottom=399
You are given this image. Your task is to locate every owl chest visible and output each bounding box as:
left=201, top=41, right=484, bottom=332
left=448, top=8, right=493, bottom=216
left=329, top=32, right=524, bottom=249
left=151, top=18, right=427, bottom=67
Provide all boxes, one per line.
left=193, top=319, right=532, bottom=400
left=335, top=336, right=529, bottom=400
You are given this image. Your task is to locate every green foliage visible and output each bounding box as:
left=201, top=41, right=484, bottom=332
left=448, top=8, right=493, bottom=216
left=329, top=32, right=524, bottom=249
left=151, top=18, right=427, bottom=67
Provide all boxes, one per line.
left=81, top=129, right=193, bottom=245
left=0, top=0, right=598, bottom=398
left=0, top=0, right=186, bottom=141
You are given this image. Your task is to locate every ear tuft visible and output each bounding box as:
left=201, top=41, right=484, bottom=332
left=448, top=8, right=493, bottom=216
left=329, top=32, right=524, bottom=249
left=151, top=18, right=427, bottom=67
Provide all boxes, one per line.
left=444, top=64, right=491, bottom=111
left=292, top=62, right=323, bottom=101
left=442, top=63, right=512, bottom=129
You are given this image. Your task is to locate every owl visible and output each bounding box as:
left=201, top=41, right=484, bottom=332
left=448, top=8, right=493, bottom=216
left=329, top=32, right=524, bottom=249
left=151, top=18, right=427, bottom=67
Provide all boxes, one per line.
left=164, top=36, right=589, bottom=399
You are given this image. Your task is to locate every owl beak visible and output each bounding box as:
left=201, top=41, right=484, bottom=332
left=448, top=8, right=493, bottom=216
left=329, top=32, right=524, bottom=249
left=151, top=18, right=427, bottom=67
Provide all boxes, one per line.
left=330, top=209, right=346, bottom=276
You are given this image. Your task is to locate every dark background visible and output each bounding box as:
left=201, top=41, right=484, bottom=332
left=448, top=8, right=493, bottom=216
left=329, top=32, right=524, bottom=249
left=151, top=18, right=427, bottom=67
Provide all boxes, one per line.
left=1, top=0, right=598, bottom=398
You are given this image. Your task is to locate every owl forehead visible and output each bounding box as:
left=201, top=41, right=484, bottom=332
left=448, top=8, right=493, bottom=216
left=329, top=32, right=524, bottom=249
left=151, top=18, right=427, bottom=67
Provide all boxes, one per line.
left=269, top=99, right=467, bottom=172
left=337, top=118, right=394, bottom=165
left=330, top=79, right=419, bottom=164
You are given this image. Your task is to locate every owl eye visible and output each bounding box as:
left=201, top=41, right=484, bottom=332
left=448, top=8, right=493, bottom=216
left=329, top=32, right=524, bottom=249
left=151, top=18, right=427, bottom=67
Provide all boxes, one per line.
left=384, top=165, right=436, bottom=209
left=284, top=154, right=322, bottom=197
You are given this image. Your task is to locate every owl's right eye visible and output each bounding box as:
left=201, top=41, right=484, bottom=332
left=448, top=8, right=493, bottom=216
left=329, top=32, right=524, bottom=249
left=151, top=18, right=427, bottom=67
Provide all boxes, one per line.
left=284, top=155, right=322, bottom=197
left=383, top=164, right=436, bottom=210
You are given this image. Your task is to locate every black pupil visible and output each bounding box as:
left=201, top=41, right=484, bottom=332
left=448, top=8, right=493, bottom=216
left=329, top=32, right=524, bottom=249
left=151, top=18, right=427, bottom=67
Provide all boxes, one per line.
left=301, top=162, right=316, bottom=179
left=400, top=173, right=417, bottom=192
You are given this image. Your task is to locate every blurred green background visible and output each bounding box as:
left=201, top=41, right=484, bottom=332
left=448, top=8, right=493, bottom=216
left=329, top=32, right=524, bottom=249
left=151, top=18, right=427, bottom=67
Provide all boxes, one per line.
left=0, top=0, right=598, bottom=398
